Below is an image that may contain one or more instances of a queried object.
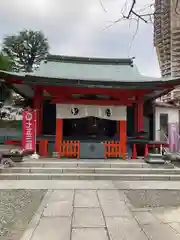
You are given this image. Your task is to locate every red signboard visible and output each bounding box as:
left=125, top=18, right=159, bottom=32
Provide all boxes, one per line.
left=22, top=110, right=36, bottom=151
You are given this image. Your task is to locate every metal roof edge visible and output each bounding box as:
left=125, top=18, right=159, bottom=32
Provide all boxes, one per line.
left=23, top=75, right=174, bottom=88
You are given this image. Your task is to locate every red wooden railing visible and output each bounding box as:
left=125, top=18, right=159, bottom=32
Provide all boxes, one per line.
left=131, top=143, right=149, bottom=159
left=104, top=141, right=125, bottom=159
left=131, top=143, right=169, bottom=159
left=59, top=141, right=80, bottom=158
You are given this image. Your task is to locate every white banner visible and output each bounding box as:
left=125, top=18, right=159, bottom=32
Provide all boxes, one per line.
left=56, top=104, right=126, bottom=121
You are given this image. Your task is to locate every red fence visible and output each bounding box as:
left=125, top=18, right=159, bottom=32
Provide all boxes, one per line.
left=131, top=143, right=169, bottom=159
left=59, top=141, right=80, bottom=158
left=104, top=141, right=125, bottom=159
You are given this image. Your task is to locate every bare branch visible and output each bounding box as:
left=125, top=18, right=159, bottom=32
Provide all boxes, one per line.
left=103, top=17, right=125, bottom=30
left=99, top=0, right=107, bottom=12
left=126, top=0, right=136, bottom=18
left=128, top=18, right=140, bottom=56
left=101, top=0, right=156, bottom=25
left=121, top=0, right=129, bottom=16
left=131, top=10, right=147, bottom=23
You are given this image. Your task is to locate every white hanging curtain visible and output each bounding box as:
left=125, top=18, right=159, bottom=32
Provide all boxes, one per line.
left=56, top=104, right=126, bottom=121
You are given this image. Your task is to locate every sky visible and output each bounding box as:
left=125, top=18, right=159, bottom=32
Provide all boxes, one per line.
left=0, top=0, right=161, bottom=77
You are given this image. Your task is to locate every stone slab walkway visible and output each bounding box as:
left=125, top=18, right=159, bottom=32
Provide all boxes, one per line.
left=1, top=180, right=180, bottom=190
left=20, top=189, right=180, bottom=240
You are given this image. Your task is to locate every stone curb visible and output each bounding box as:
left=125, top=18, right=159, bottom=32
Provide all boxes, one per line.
left=20, top=190, right=52, bottom=240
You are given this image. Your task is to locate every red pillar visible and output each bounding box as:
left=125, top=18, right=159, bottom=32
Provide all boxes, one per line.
left=119, top=120, right=127, bottom=159
left=33, top=86, right=43, bottom=136
left=134, top=97, right=144, bottom=132
left=55, top=119, right=63, bottom=154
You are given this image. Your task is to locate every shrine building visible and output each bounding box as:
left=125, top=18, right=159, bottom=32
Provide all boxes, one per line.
left=0, top=55, right=179, bottom=159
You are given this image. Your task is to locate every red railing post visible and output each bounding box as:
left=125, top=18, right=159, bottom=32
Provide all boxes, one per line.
left=77, top=141, right=80, bottom=159
left=132, top=144, right=137, bottom=159
left=144, top=144, right=149, bottom=157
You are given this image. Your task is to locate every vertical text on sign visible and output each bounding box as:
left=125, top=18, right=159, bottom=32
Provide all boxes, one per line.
left=22, top=110, right=35, bottom=151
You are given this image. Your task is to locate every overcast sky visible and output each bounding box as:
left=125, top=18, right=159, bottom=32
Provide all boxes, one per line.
left=0, top=0, right=160, bottom=77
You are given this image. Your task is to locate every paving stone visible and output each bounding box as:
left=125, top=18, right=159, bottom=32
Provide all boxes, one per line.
left=142, top=222, right=180, bottom=240
left=133, top=211, right=158, bottom=225
left=153, top=207, right=180, bottom=223
left=72, top=208, right=105, bottom=228
left=48, top=190, right=74, bottom=203
left=169, top=223, right=180, bottom=234
left=43, top=201, right=73, bottom=217
left=97, top=190, right=126, bottom=202
left=106, top=217, right=148, bottom=240
left=31, top=217, right=71, bottom=240
left=100, top=200, right=132, bottom=217
left=72, top=228, right=109, bottom=240
left=74, top=190, right=99, bottom=207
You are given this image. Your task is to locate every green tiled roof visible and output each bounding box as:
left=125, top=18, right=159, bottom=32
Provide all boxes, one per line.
left=0, top=55, right=180, bottom=100
left=27, top=55, right=161, bottom=82
left=1, top=55, right=180, bottom=89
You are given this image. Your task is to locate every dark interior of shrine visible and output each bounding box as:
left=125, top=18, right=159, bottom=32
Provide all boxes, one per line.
left=63, top=117, right=117, bottom=140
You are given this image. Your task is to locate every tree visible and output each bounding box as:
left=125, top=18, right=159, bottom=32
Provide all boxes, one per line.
left=0, top=53, right=12, bottom=71
left=0, top=53, right=12, bottom=104
left=0, top=53, right=28, bottom=116
left=2, top=29, right=49, bottom=72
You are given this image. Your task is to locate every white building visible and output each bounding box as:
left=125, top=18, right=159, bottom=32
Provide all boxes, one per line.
left=154, top=102, right=179, bottom=141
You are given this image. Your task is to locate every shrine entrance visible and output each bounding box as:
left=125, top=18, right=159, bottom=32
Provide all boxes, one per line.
left=63, top=117, right=117, bottom=159
left=63, top=117, right=117, bottom=141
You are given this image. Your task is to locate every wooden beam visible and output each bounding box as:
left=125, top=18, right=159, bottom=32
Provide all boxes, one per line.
left=8, top=77, right=24, bottom=84
left=51, top=98, right=134, bottom=106
left=43, top=86, right=151, bottom=98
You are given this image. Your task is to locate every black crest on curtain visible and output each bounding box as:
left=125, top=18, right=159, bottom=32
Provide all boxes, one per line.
left=105, top=108, right=112, bottom=117
left=71, top=107, right=79, bottom=116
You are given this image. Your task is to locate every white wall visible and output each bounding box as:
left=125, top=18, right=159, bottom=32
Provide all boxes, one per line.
left=155, top=106, right=179, bottom=140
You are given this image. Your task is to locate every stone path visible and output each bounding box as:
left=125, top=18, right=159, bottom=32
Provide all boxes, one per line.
left=2, top=180, right=180, bottom=190
left=20, top=189, right=180, bottom=240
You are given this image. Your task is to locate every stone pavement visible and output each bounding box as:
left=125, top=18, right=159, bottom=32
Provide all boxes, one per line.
left=2, top=180, right=180, bottom=189
left=20, top=188, right=180, bottom=240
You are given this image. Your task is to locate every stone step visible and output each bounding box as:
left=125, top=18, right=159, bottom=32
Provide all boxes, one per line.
left=146, top=153, right=163, bottom=158
left=16, top=161, right=162, bottom=169
left=145, top=159, right=165, bottom=164
left=0, top=173, right=180, bottom=180
left=1, top=167, right=180, bottom=175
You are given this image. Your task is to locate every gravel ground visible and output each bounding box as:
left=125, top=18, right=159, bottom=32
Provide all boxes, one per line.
left=125, top=189, right=180, bottom=208
left=0, top=190, right=46, bottom=240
